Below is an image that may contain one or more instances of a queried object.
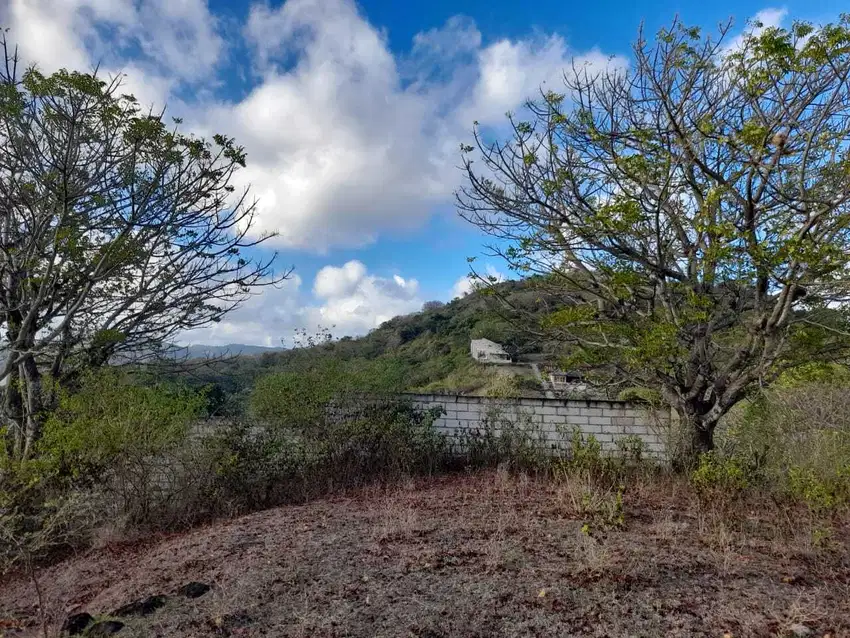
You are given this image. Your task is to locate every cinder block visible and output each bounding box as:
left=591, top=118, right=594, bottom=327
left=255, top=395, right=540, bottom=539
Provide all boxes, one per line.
left=588, top=416, right=612, bottom=426
left=581, top=407, right=604, bottom=417
left=612, top=416, right=636, bottom=427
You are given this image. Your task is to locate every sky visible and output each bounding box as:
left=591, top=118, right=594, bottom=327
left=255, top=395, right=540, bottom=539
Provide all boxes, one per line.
left=1, top=0, right=844, bottom=346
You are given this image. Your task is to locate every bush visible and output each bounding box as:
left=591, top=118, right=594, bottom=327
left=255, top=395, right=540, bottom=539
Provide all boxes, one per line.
left=207, top=398, right=449, bottom=511
left=40, top=368, right=204, bottom=480
left=787, top=465, right=850, bottom=513
left=0, top=369, right=214, bottom=572
left=717, top=380, right=850, bottom=508
left=690, top=451, right=749, bottom=495
left=459, top=404, right=547, bottom=471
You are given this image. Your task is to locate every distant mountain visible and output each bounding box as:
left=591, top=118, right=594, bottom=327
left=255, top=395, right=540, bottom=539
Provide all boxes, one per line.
left=179, top=343, right=284, bottom=359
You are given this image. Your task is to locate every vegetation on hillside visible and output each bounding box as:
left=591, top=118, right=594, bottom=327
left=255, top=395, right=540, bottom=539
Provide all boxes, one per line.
left=173, top=278, right=566, bottom=413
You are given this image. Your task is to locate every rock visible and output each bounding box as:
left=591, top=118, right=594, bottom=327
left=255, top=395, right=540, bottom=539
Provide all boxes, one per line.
left=177, top=582, right=211, bottom=599
left=61, top=612, right=93, bottom=635
left=788, top=624, right=812, bottom=637
left=112, top=595, right=168, bottom=617
left=87, top=620, right=125, bottom=636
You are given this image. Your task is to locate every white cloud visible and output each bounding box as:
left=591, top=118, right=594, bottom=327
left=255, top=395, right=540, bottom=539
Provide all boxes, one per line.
left=2, top=0, right=223, bottom=92
left=181, top=274, right=306, bottom=347
left=724, top=7, right=789, bottom=53
left=451, top=264, right=506, bottom=299
left=4, top=0, right=627, bottom=251
left=203, top=0, right=627, bottom=250
left=312, top=260, right=422, bottom=335
left=313, top=261, right=367, bottom=298
left=182, top=261, right=422, bottom=346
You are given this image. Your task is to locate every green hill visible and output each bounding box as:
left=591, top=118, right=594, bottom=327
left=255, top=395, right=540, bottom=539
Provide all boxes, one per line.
left=177, top=278, right=564, bottom=410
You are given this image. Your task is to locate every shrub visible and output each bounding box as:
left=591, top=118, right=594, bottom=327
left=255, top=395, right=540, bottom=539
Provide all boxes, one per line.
left=206, top=398, right=449, bottom=512
left=787, top=465, right=850, bottom=513
left=203, top=420, right=321, bottom=510
left=717, top=380, right=850, bottom=507
left=459, top=404, right=547, bottom=471
left=40, top=368, right=204, bottom=481
left=567, top=428, right=604, bottom=473
left=690, top=451, right=749, bottom=495
left=324, top=401, right=448, bottom=482
left=0, top=367, right=210, bottom=564
left=0, top=489, right=100, bottom=573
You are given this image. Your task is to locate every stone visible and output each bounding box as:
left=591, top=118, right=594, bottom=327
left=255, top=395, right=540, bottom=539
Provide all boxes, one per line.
left=61, top=612, right=93, bottom=635
left=112, top=595, right=167, bottom=617
left=788, top=624, right=812, bottom=637
left=87, top=621, right=125, bottom=636
left=177, top=582, right=211, bottom=599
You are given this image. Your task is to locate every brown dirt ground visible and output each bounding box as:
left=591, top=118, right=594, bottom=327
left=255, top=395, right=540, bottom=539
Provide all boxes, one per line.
left=1, top=471, right=849, bottom=637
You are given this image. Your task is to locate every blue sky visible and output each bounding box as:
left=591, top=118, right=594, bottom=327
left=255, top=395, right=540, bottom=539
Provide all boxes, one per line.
left=1, top=0, right=843, bottom=345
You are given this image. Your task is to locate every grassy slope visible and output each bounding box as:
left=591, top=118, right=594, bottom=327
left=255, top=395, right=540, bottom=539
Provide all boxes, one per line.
left=182, top=279, right=562, bottom=403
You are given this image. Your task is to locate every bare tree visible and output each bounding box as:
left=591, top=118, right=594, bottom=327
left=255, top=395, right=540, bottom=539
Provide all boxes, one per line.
left=0, top=38, right=288, bottom=459
left=458, top=17, right=850, bottom=454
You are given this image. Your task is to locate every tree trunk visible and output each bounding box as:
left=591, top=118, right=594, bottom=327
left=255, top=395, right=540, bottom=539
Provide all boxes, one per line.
left=670, top=400, right=718, bottom=468
left=20, top=355, right=44, bottom=460
left=691, top=423, right=714, bottom=455
left=3, top=366, right=24, bottom=458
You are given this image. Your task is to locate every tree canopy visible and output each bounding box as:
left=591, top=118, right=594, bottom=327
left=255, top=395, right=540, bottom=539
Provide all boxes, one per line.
left=0, top=40, right=285, bottom=458
left=459, top=16, right=850, bottom=452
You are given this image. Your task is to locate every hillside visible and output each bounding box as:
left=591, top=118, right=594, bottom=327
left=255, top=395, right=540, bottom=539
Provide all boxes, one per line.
left=176, top=278, right=566, bottom=407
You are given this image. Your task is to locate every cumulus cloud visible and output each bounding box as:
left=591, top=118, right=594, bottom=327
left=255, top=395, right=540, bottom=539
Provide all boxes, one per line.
left=312, top=261, right=422, bottom=335
left=217, top=0, right=632, bottom=250
left=182, top=261, right=422, bottom=346
left=2, top=0, right=223, bottom=88
left=5, top=0, right=631, bottom=251
left=182, top=274, right=307, bottom=347
left=451, top=265, right=506, bottom=299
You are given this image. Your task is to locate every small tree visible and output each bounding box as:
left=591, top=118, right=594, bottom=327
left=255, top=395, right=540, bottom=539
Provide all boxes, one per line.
left=459, top=17, right=850, bottom=454
left=0, top=38, right=285, bottom=459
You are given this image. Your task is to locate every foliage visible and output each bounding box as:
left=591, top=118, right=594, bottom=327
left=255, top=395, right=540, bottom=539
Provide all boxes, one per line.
left=206, top=399, right=449, bottom=511
left=787, top=466, right=850, bottom=512
left=690, top=452, right=749, bottom=495
left=40, top=369, right=204, bottom=481
left=458, top=16, right=850, bottom=454
left=716, top=378, right=850, bottom=510
left=177, top=278, right=566, bottom=408
left=0, top=36, right=282, bottom=460
left=616, top=387, right=662, bottom=405
left=0, top=368, right=210, bottom=565
left=459, top=405, right=548, bottom=471
left=0, top=489, right=100, bottom=573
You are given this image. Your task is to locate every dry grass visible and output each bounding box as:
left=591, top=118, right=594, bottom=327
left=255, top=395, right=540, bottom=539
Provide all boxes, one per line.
left=1, top=470, right=848, bottom=637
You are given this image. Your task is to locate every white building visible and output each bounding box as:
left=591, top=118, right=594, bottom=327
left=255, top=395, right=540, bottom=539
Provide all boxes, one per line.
left=470, top=338, right=512, bottom=364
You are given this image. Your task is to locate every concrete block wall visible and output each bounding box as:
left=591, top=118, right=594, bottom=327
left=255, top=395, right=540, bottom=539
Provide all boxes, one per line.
left=406, top=393, right=668, bottom=459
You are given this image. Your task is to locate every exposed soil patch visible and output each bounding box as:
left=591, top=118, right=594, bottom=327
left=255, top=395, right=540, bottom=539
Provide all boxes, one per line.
left=1, top=472, right=848, bottom=637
